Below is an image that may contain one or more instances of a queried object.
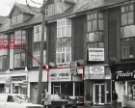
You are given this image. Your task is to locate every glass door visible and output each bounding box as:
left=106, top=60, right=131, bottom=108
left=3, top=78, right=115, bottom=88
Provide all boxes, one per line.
left=93, top=84, right=105, bottom=104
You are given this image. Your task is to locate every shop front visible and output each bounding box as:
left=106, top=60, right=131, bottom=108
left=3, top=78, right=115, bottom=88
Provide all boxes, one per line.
left=84, top=65, right=112, bottom=107
left=112, top=64, right=135, bottom=107
left=48, top=67, right=84, bottom=107
left=0, top=75, right=10, bottom=93
left=11, top=75, right=27, bottom=94
left=28, top=70, right=48, bottom=104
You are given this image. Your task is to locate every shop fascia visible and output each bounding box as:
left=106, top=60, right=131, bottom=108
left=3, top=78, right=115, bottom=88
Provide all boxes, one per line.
left=115, top=70, right=135, bottom=81
left=49, top=67, right=83, bottom=82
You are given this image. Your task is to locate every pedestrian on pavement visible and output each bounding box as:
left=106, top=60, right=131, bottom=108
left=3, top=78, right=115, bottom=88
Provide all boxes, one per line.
left=112, top=90, right=118, bottom=108
left=41, top=90, right=45, bottom=105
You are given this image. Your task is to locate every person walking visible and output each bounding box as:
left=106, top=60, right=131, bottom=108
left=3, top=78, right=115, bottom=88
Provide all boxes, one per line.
left=112, top=90, right=118, bottom=108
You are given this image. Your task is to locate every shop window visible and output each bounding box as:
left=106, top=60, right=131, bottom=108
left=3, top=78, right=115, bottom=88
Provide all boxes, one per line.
left=51, top=82, right=61, bottom=95
left=75, top=82, right=84, bottom=96
left=51, top=82, right=73, bottom=96
left=61, top=82, right=73, bottom=96
left=0, top=84, right=4, bottom=93
left=7, top=96, right=14, bottom=102
left=121, top=4, right=134, bottom=26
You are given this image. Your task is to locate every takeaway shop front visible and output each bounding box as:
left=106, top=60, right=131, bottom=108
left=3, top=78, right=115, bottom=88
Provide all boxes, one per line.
left=48, top=67, right=84, bottom=107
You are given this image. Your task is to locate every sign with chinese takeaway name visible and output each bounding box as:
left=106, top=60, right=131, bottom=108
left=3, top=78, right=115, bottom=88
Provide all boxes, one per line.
left=88, top=48, right=104, bottom=61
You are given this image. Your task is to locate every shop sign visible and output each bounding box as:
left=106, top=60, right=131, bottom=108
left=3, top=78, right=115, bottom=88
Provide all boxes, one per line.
left=89, top=65, right=104, bottom=74
left=88, top=48, right=104, bottom=61
left=28, top=70, right=47, bottom=82
left=49, top=68, right=71, bottom=81
left=11, top=76, right=26, bottom=82
left=115, top=70, right=135, bottom=81
left=85, top=65, right=105, bottom=79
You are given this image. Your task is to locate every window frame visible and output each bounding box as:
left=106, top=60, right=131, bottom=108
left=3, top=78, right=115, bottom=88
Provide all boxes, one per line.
left=13, top=30, right=26, bottom=69
left=121, top=4, right=134, bottom=26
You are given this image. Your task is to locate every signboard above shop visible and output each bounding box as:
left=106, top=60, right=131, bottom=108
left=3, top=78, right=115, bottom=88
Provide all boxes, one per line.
left=115, top=70, right=135, bottom=81
left=49, top=68, right=71, bottom=82
left=88, top=48, right=104, bottom=61
left=85, top=65, right=105, bottom=80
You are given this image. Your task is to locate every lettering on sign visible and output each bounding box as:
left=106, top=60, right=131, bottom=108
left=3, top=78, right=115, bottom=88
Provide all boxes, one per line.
left=88, top=48, right=104, bottom=61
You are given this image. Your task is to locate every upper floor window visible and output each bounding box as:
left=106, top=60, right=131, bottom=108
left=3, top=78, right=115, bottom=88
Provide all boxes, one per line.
left=121, top=4, right=134, bottom=26
left=32, top=42, right=46, bottom=67
left=121, top=25, right=135, bottom=38
left=57, top=18, right=71, bottom=38
left=14, top=51, right=25, bottom=68
left=121, top=38, right=135, bottom=59
left=14, top=30, right=26, bottom=47
left=56, top=47, right=71, bottom=65
left=0, top=33, right=8, bottom=53
left=87, top=12, right=104, bottom=32
left=14, top=30, right=26, bottom=68
left=56, top=18, right=72, bottom=65
left=33, top=25, right=46, bottom=42
left=11, top=14, right=23, bottom=25
left=87, top=12, right=104, bottom=43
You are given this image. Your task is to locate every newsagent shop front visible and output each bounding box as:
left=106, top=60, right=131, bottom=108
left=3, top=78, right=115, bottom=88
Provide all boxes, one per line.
left=112, top=63, right=135, bottom=107
left=48, top=67, right=84, bottom=106
left=84, top=65, right=112, bottom=106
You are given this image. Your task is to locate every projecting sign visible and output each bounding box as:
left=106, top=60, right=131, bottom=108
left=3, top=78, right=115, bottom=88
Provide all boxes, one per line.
left=88, top=48, right=104, bottom=61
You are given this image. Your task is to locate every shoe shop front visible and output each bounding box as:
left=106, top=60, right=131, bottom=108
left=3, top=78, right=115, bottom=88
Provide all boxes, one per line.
left=112, top=63, right=135, bottom=107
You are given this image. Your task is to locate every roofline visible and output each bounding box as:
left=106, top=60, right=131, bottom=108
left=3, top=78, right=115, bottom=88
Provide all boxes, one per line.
left=1, top=0, right=135, bottom=33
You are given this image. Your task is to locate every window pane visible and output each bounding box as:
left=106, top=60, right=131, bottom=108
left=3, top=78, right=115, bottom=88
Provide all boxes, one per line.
left=121, top=46, right=129, bottom=59
left=93, top=13, right=97, bottom=19
left=61, top=82, right=73, bottom=96
left=128, top=12, right=134, bottom=24
left=121, top=6, right=126, bottom=13
left=93, top=20, right=97, bottom=31
left=14, top=54, right=21, bottom=68
left=98, top=13, right=103, bottom=19
left=129, top=4, right=134, bottom=11
left=14, top=52, right=25, bottom=68
left=121, top=25, right=135, bottom=38
left=99, top=19, right=104, bottom=30
left=121, top=13, right=127, bottom=25
left=21, top=53, right=25, bottom=67
left=88, top=21, right=92, bottom=32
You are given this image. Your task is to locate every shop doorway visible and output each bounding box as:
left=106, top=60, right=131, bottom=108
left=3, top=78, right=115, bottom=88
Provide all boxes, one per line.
left=93, top=84, right=105, bottom=105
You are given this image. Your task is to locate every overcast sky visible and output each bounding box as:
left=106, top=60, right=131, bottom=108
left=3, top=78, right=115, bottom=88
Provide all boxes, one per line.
left=0, top=0, right=43, bottom=16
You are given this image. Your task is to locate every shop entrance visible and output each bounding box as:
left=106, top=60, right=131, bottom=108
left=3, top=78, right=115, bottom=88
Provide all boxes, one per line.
left=93, top=84, right=105, bottom=105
